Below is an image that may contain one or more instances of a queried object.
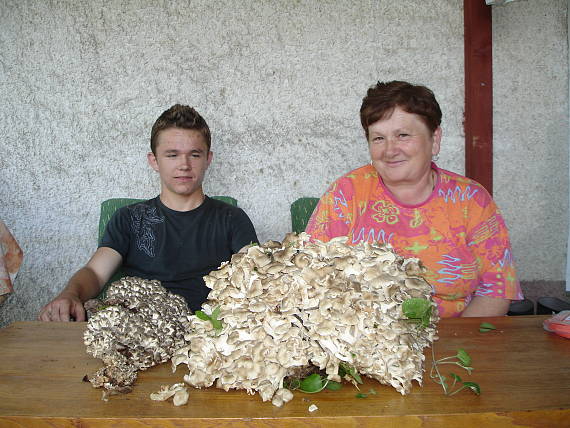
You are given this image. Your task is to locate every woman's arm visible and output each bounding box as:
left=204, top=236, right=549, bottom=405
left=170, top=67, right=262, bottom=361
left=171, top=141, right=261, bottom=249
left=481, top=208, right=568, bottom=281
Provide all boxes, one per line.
left=461, top=296, right=511, bottom=317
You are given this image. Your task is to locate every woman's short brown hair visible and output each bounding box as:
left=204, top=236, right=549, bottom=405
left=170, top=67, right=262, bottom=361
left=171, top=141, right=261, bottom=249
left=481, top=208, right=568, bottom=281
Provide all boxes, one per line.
left=360, top=81, right=442, bottom=138
left=150, top=104, right=211, bottom=155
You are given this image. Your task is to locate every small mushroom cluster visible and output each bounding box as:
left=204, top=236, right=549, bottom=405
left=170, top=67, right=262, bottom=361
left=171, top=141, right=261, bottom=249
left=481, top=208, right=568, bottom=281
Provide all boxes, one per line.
left=172, top=233, right=438, bottom=406
left=84, top=277, right=190, bottom=394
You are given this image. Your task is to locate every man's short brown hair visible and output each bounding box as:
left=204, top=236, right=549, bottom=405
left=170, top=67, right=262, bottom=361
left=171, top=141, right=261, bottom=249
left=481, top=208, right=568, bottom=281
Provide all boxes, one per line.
left=150, top=104, right=211, bottom=154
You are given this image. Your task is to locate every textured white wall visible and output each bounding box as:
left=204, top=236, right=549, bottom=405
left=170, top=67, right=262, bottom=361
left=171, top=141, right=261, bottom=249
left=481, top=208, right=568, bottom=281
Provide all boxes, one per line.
left=0, top=0, right=566, bottom=325
left=493, top=0, right=568, bottom=283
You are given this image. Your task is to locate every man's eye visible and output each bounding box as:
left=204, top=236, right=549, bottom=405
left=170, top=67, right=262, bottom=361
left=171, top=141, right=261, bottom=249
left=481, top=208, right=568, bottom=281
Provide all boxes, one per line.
left=399, top=133, right=410, bottom=138
left=372, top=137, right=384, bottom=143
left=166, top=154, right=177, bottom=158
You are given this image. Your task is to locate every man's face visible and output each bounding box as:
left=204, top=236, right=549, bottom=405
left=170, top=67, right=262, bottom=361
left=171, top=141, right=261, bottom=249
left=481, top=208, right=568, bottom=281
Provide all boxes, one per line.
left=147, top=127, right=213, bottom=200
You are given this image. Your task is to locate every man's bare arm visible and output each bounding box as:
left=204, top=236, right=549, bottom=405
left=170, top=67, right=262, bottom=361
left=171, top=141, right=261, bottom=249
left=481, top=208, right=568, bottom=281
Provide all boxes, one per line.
left=38, top=247, right=122, bottom=322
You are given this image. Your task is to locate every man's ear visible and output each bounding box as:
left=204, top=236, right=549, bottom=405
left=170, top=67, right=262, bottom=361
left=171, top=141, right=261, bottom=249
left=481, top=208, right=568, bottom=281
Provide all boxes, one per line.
left=147, top=152, right=159, bottom=172
left=206, top=151, right=213, bottom=168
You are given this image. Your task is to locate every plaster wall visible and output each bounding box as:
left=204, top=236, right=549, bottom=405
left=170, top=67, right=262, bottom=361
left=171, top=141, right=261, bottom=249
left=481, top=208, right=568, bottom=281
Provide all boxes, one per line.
left=0, top=0, right=566, bottom=325
left=492, top=0, right=568, bottom=284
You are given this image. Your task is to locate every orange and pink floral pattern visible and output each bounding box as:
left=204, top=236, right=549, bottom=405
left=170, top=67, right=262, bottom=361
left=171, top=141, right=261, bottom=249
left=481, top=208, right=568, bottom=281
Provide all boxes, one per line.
left=306, top=164, right=523, bottom=318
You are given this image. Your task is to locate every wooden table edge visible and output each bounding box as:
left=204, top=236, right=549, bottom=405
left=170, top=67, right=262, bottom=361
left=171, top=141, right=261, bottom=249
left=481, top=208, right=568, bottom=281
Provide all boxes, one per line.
left=1, top=408, right=569, bottom=427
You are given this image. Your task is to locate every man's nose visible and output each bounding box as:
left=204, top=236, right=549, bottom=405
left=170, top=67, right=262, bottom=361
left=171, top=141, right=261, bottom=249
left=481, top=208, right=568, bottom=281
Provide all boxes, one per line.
left=178, top=156, right=192, bottom=169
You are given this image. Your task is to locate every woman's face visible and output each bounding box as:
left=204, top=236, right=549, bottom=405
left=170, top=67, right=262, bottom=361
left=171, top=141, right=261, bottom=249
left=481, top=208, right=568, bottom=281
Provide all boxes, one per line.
left=367, top=106, right=441, bottom=188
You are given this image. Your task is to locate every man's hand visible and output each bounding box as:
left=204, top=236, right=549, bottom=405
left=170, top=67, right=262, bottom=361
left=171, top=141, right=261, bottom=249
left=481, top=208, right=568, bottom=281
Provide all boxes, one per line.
left=38, top=292, right=86, bottom=322
left=37, top=247, right=122, bottom=322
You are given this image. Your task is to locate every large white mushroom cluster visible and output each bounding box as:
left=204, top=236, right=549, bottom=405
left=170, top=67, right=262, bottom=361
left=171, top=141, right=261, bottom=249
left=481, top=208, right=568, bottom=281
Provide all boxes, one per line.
left=84, top=277, right=190, bottom=394
left=173, top=233, right=438, bottom=406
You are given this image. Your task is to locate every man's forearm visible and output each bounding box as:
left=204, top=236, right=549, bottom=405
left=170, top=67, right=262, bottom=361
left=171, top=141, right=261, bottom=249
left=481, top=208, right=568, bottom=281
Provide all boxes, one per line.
left=60, top=267, right=104, bottom=303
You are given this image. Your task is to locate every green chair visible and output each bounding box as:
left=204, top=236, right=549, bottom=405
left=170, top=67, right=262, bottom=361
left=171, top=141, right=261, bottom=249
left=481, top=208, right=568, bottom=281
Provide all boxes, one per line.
left=96, top=195, right=238, bottom=298
left=291, top=197, right=319, bottom=234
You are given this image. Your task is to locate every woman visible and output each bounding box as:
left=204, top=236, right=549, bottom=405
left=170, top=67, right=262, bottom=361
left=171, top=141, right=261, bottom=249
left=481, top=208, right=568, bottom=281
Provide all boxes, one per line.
left=305, top=81, right=523, bottom=317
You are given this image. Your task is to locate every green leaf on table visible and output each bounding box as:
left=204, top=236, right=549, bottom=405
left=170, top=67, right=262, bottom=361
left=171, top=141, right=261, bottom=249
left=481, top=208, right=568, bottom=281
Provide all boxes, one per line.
left=479, top=322, right=496, bottom=332
left=450, top=373, right=462, bottom=383
left=355, top=389, right=377, bottom=399
left=462, top=381, right=481, bottom=395
left=325, top=380, right=342, bottom=391
left=456, top=348, right=472, bottom=367
left=299, top=374, right=324, bottom=393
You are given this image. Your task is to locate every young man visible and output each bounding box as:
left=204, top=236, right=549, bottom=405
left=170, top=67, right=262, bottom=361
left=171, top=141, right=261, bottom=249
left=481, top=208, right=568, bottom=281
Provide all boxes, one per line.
left=39, top=104, right=258, bottom=321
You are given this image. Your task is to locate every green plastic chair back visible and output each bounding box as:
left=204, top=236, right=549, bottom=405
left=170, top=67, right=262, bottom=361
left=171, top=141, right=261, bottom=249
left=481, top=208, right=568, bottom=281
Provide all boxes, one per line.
left=211, top=195, right=237, bottom=208
left=98, top=198, right=144, bottom=244
left=96, top=195, right=237, bottom=298
left=291, top=197, right=319, bottom=234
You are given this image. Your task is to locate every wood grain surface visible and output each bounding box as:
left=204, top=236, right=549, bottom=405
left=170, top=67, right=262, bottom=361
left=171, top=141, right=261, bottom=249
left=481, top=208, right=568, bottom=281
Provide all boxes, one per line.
left=0, top=316, right=568, bottom=427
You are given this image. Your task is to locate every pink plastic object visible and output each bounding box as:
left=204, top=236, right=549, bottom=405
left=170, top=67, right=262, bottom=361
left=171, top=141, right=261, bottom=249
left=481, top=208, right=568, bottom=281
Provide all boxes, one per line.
left=543, top=310, right=570, bottom=339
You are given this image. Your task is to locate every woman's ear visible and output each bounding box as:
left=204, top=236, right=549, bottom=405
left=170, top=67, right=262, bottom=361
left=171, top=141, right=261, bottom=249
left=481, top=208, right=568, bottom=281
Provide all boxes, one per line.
left=432, top=127, right=442, bottom=156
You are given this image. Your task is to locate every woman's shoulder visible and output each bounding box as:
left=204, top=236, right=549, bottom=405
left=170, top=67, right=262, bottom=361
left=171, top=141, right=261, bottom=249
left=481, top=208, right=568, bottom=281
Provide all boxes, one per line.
left=337, top=164, right=378, bottom=183
left=435, top=165, right=493, bottom=204
left=437, top=166, right=486, bottom=189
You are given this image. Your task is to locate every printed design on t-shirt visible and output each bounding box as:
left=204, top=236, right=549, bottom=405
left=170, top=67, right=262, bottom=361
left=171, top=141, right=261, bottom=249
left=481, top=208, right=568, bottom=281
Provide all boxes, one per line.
left=430, top=227, right=443, bottom=241
left=475, top=266, right=513, bottom=297
left=436, top=254, right=463, bottom=284
left=436, top=254, right=478, bottom=287
left=371, top=200, right=399, bottom=225
left=438, top=185, right=479, bottom=203
left=468, top=214, right=500, bottom=246
left=350, top=227, right=393, bottom=245
left=129, top=204, right=164, bottom=258
left=409, top=209, right=423, bottom=228
left=405, top=241, right=429, bottom=255
left=475, top=280, right=500, bottom=297
left=333, top=189, right=350, bottom=224
left=498, top=248, right=515, bottom=268
left=358, top=200, right=367, bottom=215
left=363, top=170, right=377, bottom=180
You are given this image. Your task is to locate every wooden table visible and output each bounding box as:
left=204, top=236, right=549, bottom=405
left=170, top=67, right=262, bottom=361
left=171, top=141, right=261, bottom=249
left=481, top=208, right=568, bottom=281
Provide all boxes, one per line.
left=0, top=316, right=568, bottom=427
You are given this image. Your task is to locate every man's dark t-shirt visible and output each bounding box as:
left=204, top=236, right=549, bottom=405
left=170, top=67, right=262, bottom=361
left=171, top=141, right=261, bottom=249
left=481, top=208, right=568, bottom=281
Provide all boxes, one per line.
left=99, top=196, right=258, bottom=311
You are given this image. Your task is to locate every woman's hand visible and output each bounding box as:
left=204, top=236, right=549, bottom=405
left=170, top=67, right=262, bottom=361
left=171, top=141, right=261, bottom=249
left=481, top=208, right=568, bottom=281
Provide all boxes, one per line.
left=461, top=296, right=511, bottom=317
